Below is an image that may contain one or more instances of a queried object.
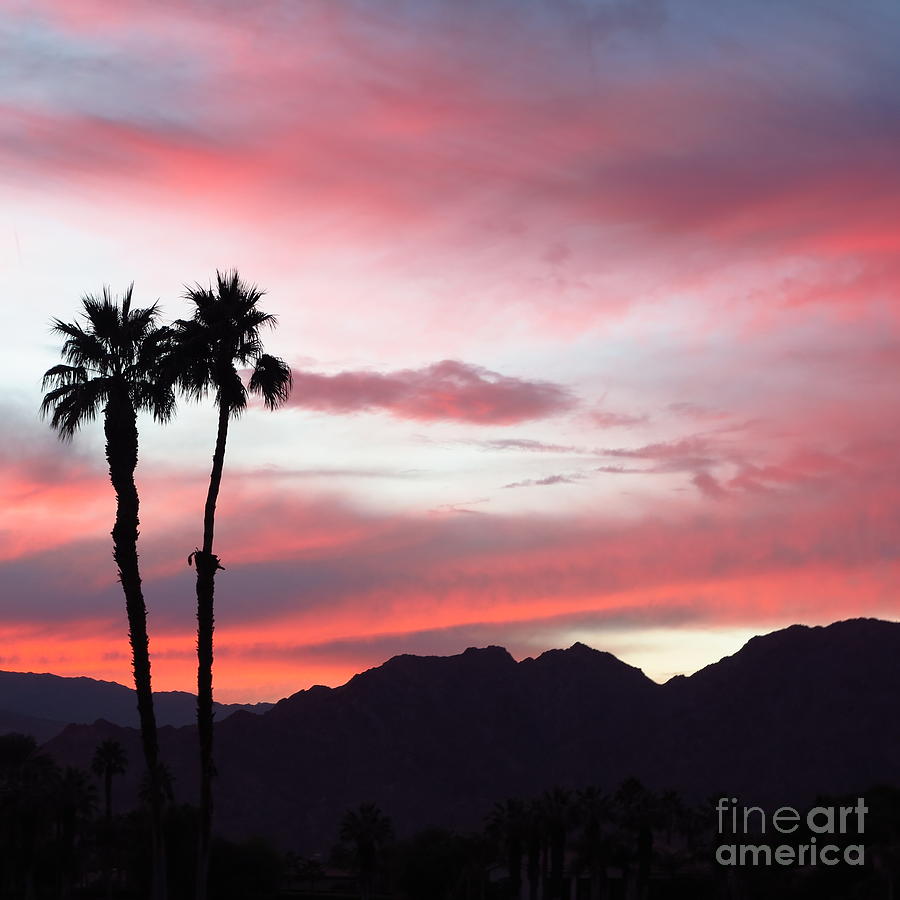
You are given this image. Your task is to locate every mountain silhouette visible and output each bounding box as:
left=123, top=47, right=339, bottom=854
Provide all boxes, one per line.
left=0, top=670, right=273, bottom=738
left=33, top=618, right=900, bottom=853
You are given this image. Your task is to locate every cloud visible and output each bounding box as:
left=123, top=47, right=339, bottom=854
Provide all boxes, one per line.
left=503, top=473, right=584, bottom=489
left=590, top=410, right=649, bottom=428
left=691, top=471, right=727, bottom=500
left=3, top=0, right=900, bottom=333
left=668, top=402, right=729, bottom=422
left=599, top=436, right=724, bottom=474
left=284, top=360, right=576, bottom=424
left=474, top=438, right=583, bottom=453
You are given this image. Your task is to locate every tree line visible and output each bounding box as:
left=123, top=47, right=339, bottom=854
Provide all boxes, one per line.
left=3, top=738, right=898, bottom=900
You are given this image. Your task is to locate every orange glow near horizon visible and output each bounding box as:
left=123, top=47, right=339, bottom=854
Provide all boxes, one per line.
left=1, top=0, right=899, bottom=702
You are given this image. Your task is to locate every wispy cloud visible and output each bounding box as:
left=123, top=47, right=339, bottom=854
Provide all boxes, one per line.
left=503, top=473, right=585, bottom=489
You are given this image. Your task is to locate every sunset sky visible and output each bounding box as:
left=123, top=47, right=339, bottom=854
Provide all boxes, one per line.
left=1, top=0, right=899, bottom=702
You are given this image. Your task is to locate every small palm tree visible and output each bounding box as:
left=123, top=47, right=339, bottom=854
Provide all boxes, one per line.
left=55, top=766, right=98, bottom=895
left=613, top=778, right=658, bottom=900
left=41, top=286, right=174, bottom=900
left=92, top=739, right=127, bottom=900
left=539, top=787, right=574, bottom=900
left=486, top=798, right=526, bottom=898
left=168, top=270, right=292, bottom=900
left=573, top=786, right=612, bottom=900
left=139, top=762, right=175, bottom=808
left=91, top=739, right=128, bottom=822
left=338, top=803, right=393, bottom=900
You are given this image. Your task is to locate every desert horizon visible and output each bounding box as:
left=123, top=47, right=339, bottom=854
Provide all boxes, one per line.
left=2, top=615, right=896, bottom=706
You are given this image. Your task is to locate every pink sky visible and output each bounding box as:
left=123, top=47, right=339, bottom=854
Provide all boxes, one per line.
left=1, top=0, right=898, bottom=701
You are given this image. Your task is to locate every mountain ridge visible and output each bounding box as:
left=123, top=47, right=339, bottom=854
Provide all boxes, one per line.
left=0, top=668, right=274, bottom=738
left=11, top=617, right=900, bottom=853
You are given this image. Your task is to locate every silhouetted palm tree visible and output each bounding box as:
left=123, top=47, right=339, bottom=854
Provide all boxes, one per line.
left=573, top=786, right=612, bottom=900
left=168, top=270, right=292, bottom=900
left=139, top=762, right=175, bottom=809
left=539, top=787, right=574, bottom=900
left=339, top=803, right=393, bottom=900
left=54, top=766, right=97, bottom=899
left=486, top=798, right=527, bottom=898
left=41, top=287, right=174, bottom=900
left=523, top=801, right=543, bottom=900
left=613, top=778, right=658, bottom=900
left=0, top=734, right=52, bottom=898
left=92, top=739, right=128, bottom=823
left=92, top=738, right=128, bottom=899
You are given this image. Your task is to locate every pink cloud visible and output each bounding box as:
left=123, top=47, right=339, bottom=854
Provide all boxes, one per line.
left=692, top=471, right=727, bottom=500
left=590, top=410, right=649, bottom=428
left=600, top=436, right=723, bottom=473
left=4, top=0, right=899, bottom=334
left=284, top=361, right=575, bottom=424
left=503, top=474, right=584, bottom=489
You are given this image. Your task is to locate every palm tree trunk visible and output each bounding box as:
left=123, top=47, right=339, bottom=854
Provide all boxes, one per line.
left=527, top=839, right=540, bottom=900
left=105, top=770, right=113, bottom=822
left=195, top=401, right=230, bottom=900
left=104, top=396, right=166, bottom=900
left=104, top=769, right=113, bottom=900
left=509, top=844, right=523, bottom=900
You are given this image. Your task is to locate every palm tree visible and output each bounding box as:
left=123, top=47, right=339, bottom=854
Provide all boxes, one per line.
left=54, top=766, right=98, bottom=899
left=486, top=798, right=527, bottom=898
left=167, top=270, right=292, bottom=900
left=613, top=778, right=658, bottom=900
left=92, top=739, right=128, bottom=822
left=539, top=787, right=574, bottom=900
left=0, top=734, right=53, bottom=898
left=573, top=786, right=613, bottom=900
left=523, top=800, right=543, bottom=900
left=41, top=286, right=174, bottom=900
left=139, top=762, right=175, bottom=809
left=338, top=803, right=393, bottom=900
left=92, top=739, right=128, bottom=900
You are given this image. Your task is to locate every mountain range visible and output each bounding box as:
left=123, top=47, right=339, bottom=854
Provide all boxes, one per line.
left=7, top=617, right=898, bottom=855
left=0, top=669, right=273, bottom=741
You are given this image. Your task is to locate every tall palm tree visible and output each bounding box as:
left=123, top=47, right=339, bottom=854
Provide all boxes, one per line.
left=41, top=286, right=174, bottom=900
left=168, top=270, right=292, bottom=900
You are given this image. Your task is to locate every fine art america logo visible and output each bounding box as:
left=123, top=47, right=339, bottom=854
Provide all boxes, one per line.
left=715, top=797, right=867, bottom=866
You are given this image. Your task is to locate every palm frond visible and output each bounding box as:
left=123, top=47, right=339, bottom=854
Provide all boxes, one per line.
left=41, top=364, right=88, bottom=390
left=135, top=378, right=177, bottom=424
left=215, top=269, right=265, bottom=307
left=40, top=377, right=111, bottom=440
left=51, top=318, right=109, bottom=370
left=171, top=270, right=288, bottom=416
left=42, top=285, right=173, bottom=436
left=217, top=364, right=248, bottom=415
left=126, top=300, right=161, bottom=343
left=82, top=288, right=127, bottom=344
left=248, top=354, right=293, bottom=410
